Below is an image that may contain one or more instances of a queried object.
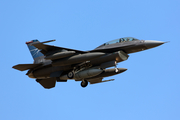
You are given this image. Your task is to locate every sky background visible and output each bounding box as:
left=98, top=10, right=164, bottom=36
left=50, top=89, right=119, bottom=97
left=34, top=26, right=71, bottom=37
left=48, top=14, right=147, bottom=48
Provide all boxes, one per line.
left=0, top=0, right=180, bottom=120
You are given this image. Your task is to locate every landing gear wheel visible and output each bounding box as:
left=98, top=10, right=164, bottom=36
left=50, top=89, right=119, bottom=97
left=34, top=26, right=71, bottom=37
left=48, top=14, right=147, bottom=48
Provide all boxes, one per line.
left=81, top=80, right=88, bottom=88
left=67, top=71, right=74, bottom=79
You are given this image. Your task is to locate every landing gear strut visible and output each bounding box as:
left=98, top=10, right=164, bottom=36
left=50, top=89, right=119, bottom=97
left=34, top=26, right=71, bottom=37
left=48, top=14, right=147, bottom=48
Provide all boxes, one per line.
left=115, top=61, right=119, bottom=73
left=81, top=80, right=88, bottom=88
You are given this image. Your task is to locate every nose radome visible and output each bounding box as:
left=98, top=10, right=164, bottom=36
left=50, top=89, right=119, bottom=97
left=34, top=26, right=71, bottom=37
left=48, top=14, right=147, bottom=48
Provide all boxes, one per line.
left=144, top=40, right=165, bottom=49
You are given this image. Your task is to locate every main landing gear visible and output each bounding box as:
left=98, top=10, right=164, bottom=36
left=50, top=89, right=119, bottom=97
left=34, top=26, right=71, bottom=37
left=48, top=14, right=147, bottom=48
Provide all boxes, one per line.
left=67, top=71, right=88, bottom=88
left=81, top=80, right=88, bottom=88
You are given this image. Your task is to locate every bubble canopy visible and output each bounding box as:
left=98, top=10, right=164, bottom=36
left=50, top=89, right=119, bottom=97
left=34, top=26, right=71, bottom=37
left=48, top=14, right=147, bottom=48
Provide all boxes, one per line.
left=105, top=37, right=139, bottom=45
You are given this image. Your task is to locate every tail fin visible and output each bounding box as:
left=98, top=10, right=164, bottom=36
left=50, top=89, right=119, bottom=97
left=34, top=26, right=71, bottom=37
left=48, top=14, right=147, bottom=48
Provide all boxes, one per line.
left=26, top=40, right=44, bottom=63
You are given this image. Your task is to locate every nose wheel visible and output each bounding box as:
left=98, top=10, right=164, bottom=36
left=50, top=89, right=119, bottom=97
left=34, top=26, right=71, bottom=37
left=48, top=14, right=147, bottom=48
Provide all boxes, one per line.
left=81, top=80, right=88, bottom=88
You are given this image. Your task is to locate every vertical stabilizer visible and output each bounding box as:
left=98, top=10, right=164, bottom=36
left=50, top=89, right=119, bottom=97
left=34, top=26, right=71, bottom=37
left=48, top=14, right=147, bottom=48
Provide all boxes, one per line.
left=26, top=40, right=44, bottom=63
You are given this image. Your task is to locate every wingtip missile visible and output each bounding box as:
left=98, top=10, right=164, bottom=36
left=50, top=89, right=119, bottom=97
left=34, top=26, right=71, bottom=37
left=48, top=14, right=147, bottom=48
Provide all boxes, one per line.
left=41, top=39, right=56, bottom=44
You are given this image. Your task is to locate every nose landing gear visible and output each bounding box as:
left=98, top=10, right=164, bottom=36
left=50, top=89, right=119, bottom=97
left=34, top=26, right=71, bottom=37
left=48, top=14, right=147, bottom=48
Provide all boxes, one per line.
left=115, top=61, right=119, bottom=73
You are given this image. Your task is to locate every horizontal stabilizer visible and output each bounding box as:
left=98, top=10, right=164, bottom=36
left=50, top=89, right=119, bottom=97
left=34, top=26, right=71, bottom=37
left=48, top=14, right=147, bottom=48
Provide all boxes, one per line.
left=88, top=78, right=114, bottom=84
left=12, top=63, right=42, bottom=71
left=36, top=78, right=56, bottom=89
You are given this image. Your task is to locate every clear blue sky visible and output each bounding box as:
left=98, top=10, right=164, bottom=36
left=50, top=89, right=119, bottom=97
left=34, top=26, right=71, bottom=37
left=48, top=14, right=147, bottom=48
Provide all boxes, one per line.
left=1, top=0, right=180, bottom=120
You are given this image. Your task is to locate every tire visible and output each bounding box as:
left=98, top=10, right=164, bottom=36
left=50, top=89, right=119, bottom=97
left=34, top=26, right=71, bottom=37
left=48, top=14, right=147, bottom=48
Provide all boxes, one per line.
left=81, top=80, right=88, bottom=88
left=67, top=71, right=74, bottom=79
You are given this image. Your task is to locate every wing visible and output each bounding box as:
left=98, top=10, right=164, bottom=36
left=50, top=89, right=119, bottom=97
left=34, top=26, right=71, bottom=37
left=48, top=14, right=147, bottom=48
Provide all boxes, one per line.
left=88, top=78, right=114, bottom=84
left=12, top=63, right=42, bottom=71
left=33, top=42, right=87, bottom=55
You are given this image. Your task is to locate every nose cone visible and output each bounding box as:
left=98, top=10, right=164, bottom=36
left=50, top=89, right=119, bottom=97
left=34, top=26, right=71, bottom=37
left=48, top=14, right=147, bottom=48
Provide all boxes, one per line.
left=144, top=40, right=165, bottom=49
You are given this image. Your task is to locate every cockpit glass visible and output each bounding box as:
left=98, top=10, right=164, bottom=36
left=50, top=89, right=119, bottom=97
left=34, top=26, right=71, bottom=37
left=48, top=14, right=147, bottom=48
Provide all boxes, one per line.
left=105, top=39, right=119, bottom=45
left=105, top=37, right=138, bottom=46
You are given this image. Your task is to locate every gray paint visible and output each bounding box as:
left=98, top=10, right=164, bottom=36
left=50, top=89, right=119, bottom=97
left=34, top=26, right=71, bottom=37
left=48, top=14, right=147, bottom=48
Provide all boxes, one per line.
left=45, top=51, right=76, bottom=60
left=52, top=52, right=105, bottom=66
left=12, top=38, right=165, bottom=89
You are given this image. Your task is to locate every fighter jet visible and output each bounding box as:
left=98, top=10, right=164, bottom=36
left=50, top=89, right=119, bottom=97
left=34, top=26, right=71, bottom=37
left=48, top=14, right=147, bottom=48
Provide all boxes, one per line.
left=12, top=37, right=165, bottom=89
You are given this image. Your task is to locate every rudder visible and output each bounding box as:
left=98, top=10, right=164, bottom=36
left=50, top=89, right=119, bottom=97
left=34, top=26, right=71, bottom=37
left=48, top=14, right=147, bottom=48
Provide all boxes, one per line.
left=26, top=40, right=44, bottom=63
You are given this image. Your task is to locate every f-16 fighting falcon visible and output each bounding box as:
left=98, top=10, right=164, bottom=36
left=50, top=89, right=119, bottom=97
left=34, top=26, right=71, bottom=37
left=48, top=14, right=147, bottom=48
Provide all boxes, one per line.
left=13, top=37, right=165, bottom=89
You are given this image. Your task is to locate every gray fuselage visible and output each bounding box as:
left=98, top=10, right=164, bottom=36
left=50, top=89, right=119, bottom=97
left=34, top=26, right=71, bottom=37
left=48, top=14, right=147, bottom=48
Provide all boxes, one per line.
left=27, top=39, right=164, bottom=79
